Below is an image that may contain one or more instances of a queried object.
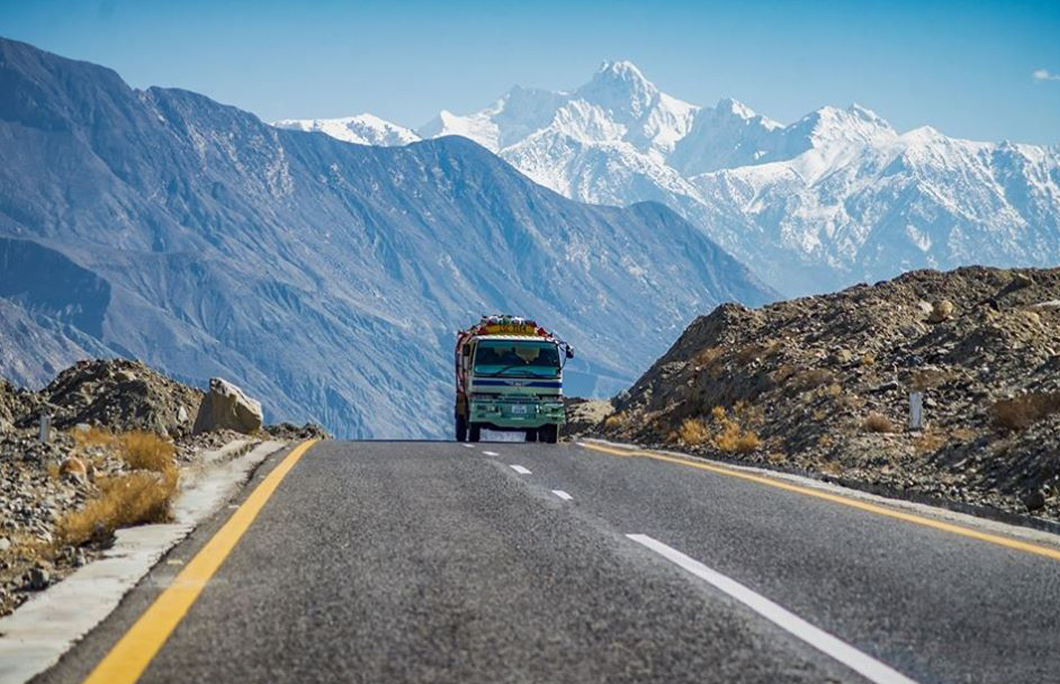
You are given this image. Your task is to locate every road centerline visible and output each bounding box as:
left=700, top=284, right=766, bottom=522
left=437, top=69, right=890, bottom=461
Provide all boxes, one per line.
left=627, top=534, right=920, bottom=684
left=78, top=439, right=319, bottom=684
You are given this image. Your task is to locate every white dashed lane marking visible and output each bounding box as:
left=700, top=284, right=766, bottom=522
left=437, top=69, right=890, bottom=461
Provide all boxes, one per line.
left=462, top=444, right=475, bottom=449
left=551, top=490, right=573, bottom=501
left=509, top=465, right=532, bottom=475
left=483, top=451, right=500, bottom=456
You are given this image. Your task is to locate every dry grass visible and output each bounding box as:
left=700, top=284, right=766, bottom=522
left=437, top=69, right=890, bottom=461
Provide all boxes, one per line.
left=693, top=346, right=724, bottom=367
left=736, top=343, right=773, bottom=365
left=604, top=411, right=628, bottom=429
left=71, top=426, right=116, bottom=450
left=912, top=368, right=956, bottom=391
left=58, top=430, right=179, bottom=546
left=990, top=392, right=1060, bottom=431
left=119, top=432, right=175, bottom=473
left=913, top=429, right=948, bottom=455
left=863, top=412, right=897, bottom=433
left=678, top=417, right=711, bottom=445
left=678, top=405, right=763, bottom=453
left=58, top=470, right=177, bottom=546
left=794, top=368, right=834, bottom=391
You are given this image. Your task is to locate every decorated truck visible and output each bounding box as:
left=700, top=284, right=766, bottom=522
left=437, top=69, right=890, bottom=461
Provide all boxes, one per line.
left=454, top=315, right=574, bottom=443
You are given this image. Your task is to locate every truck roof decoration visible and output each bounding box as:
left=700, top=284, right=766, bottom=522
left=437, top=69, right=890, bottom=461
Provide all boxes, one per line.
left=469, top=314, right=551, bottom=339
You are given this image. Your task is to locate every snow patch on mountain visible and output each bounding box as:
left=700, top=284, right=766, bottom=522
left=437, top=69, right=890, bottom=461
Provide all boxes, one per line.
left=274, top=113, right=419, bottom=146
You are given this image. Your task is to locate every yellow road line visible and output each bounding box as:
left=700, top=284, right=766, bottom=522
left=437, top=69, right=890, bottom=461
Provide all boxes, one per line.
left=81, top=439, right=319, bottom=684
left=579, top=441, right=1060, bottom=563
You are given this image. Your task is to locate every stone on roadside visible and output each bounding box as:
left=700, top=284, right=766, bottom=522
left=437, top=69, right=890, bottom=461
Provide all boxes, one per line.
left=192, top=378, right=263, bottom=435
left=59, top=456, right=88, bottom=484
left=927, top=300, right=954, bottom=323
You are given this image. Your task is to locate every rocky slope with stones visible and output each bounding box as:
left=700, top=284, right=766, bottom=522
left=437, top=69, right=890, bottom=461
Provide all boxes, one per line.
left=595, top=266, right=1060, bottom=524
left=0, top=358, right=322, bottom=617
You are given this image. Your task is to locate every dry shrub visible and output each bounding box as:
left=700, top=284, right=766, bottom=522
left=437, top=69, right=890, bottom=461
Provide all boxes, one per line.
left=734, top=431, right=762, bottom=453
left=705, top=404, right=762, bottom=453
left=604, top=411, right=627, bottom=429
left=863, top=412, right=897, bottom=433
left=694, top=346, right=724, bottom=367
left=860, top=353, right=876, bottom=367
left=913, top=429, right=948, bottom=455
left=736, top=343, right=772, bottom=365
left=794, top=368, right=834, bottom=391
left=679, top=417, right=711, bottom=445
left=823, top=383, right=842, bottom=397
left=72, top=426, right=116, bottom=450
left=58, top=469, right=177, bottom=545
left=990, top=392, right=1060, bottom=431
left=120, top=431, right=175, bottom=473
left=912, top=368, right=956, bottom=391
left=58, top=430, right=179, bottom=546
left=771, top=364, right=798, bottom=385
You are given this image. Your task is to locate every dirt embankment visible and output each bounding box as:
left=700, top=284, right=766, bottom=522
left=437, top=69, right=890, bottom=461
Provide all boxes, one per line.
left=584, top=266, right=1060, bottom=524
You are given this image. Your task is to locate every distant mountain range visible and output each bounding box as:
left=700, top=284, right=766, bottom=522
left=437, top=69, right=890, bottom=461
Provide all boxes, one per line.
left=0, top=38, right=775, bottom=437
left=278, top=61, right=1060, bottom=295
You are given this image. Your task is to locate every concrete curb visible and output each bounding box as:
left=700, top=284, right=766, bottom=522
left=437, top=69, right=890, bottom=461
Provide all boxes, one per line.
left=0, top=439, right=289, bottom=684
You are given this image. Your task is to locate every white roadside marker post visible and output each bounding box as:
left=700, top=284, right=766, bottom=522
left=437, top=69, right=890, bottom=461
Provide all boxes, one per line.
left=908, top=391, right=923, bottom=431
left=39, top=412, right=52, bottom=443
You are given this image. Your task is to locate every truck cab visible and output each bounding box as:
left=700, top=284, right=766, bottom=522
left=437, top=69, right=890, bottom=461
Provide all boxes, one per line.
left=454, top=316, right=572, bottom=443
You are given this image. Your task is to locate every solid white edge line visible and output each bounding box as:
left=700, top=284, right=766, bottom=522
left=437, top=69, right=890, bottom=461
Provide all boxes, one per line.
left=626, top=534, right=920, bottom=684
left=551, top=490, right=573, bottom=501
left=483, top=451, right=500, bottom=456
left=509, top=465, right=531, bottom=475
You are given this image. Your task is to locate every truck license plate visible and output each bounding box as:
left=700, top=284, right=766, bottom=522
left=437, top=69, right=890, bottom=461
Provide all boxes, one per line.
left=511, top=405, right=528, bottom=415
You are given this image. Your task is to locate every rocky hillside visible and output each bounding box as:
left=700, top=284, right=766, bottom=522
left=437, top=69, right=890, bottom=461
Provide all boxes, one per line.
left=597, top=267, right=1060, bottom=522
left=0, top=38, right=775, bottom=438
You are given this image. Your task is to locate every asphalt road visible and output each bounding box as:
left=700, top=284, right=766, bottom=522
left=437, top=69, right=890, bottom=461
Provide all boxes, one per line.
left=35, top=440, right=1060, bottom=684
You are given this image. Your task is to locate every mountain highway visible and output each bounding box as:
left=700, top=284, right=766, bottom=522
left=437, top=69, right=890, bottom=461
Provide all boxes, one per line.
left=34, top=439, right=1060, bottom=684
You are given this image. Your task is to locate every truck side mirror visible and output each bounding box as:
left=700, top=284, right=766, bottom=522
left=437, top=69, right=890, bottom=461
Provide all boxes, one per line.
left=566, top=348, right=574, bottom=359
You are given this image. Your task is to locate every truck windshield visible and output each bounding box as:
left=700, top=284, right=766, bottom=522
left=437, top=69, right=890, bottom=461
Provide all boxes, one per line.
left=473, top=340, right=561, bottom=378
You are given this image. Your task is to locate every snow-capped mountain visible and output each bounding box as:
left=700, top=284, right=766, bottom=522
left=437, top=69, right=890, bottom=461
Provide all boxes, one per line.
left=274, top=113, right=419, bottom=146
left=285, top=61, right=1060, bottom=295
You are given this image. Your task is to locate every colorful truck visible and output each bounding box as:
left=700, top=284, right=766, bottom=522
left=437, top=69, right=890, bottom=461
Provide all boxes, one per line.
left=454, top=315, right=574, bottom=443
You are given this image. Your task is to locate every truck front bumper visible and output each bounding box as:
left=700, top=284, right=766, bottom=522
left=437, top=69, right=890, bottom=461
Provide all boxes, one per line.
left=469, top=397, right=565, bottom=429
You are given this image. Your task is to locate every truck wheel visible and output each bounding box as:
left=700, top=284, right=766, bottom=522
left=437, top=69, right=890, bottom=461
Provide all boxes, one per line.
left=455, top=415, right=467, bottom=442
left=469, top=423, right=481, bottom=442
left=525, top=429, right=537, bottom=443
left=541, top=424, right=559, bottom=444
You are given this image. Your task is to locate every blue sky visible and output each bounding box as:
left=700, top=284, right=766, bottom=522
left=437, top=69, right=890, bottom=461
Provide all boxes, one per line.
left=2, top=0, right=1059, bottom=144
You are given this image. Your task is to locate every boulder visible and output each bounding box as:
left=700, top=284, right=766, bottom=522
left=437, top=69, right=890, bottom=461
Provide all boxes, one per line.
left=927, top=300, right=954, bottom=323
left=192, top=378, right=263, bottom=435
left=59, top=456, right=88, bottom=484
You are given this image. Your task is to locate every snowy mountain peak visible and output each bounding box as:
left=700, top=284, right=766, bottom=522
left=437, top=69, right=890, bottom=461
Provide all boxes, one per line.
left=715, top=97, right=757, bottom=120
left=577, top=60, right=660, bottom=120
left=273, top=113, right=419, bottom=147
